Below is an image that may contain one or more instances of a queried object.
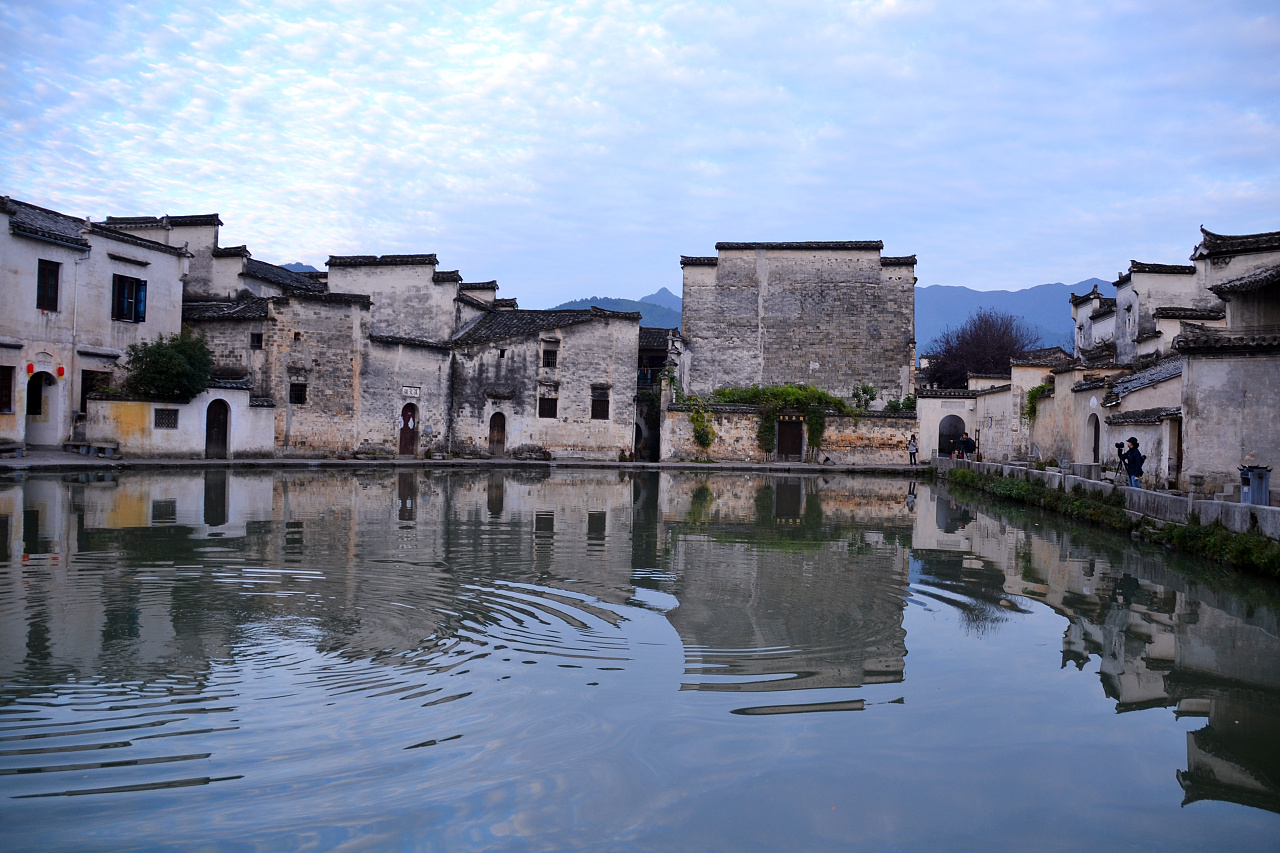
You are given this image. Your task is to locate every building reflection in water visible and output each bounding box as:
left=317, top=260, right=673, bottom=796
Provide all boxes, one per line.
left=916, top=481, right=1280, bottom=814
left=0, top=468, right=1277, bottom=813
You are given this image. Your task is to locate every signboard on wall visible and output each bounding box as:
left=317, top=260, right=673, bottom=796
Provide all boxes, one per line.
left=401, top=386, right=420, bottom=398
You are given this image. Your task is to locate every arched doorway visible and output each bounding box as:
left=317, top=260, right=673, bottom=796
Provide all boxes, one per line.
left=1087, top=413, right=1100, bottom=464
left=25, top=370, right=61, bottom=446
left=206, top=399, right=229, bottom=459
left=488, top=412, right=506, bottom=457
left=399, top=404, right=418, bottom=456
left=938, top=414, right=966, bottom=457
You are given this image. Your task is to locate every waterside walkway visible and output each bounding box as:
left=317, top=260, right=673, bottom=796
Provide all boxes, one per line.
left=936, top=456, right=1280, bottom=541
left=0, top=449, right=926, bottom=478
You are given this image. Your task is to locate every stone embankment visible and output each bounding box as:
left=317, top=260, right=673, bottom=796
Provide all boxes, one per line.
left=935, top=456, right=1280, bottom=542
left=0, top=449, right=923, bottom=478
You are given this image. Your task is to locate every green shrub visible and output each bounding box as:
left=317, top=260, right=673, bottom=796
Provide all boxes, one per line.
left=122, top=329, right=213, bottom=402
left=710, top=383, right=872, bottom=452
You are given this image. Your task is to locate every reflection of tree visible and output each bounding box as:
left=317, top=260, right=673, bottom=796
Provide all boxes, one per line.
left=910, top=551, right=1029, bottom=637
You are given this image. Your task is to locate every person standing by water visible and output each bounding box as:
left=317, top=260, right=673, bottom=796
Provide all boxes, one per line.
left=907, top=434, right=918, bottom=466
left=1118, top=437, right=1145, bottom=488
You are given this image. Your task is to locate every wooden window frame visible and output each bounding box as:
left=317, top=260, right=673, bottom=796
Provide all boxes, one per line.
left=37, top=260, right=60, bottom=311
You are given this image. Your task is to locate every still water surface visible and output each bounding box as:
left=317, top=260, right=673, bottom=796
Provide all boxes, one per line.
left=1, top=468, right=1278, bottom=851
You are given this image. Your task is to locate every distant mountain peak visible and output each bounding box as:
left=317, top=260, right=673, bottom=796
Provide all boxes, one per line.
left=281, top=262, right=319, bottom=272
left=639, top=286, right=682, bottom=312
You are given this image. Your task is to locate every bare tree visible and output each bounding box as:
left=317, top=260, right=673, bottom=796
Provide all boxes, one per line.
left=920, top=309, right=1041, bottom=389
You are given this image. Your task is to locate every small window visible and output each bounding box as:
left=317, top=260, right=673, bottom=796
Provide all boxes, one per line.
left=112, top=274, right=147, bottom=322
left=289, top=382, right=308, bottom=404
left=0, top=366, right=13, bottom=413
left=538, top=397, right=558, bottom=418
left=37, top=260, right=60, bottom=311
left=151, top=499, right=177, bottom=524
left=293, top=331, right=302, bottom=341
left=542, top=348, right=558, bottom=369
left=154, top=408, right=179, bottom=429
left=498, top=348, right=506, bottom=359
left=591, top=387, right=609, bottom=420
left=250, top=332, right=263, bottom=350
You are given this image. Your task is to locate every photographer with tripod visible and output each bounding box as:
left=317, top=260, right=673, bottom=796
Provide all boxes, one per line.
left=1117, top=437, right=1145, bottom=488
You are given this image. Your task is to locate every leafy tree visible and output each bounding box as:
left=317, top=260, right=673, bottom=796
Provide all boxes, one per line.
left=122, top=329, right=214, bottom=401
left=921, top=309, right=1041, bottom=389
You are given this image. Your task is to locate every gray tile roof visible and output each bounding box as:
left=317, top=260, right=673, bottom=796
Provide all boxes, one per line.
left=680, top=256, right=718, bottom=267
left=881, top=255, right=917, bottom=266
left=492, top=298, right=519, bottom=310
left=1102, top=357, right=1182, bottom=405
left=212, top=245, right=250, bottom=258
left=453, top=307, right=641, bottom=346
left=455, top=292, right=494, bottom=312
left=1090, top=298, right=1117, bottom=319
left=1175, top=322, right=1280, bottom=354
left=327, top=254, right=438, bottom=267
left=1210, top=262, right=1280, bottom=297
left=1115, top=261, right=1196, bottom=285
left=243, top=257, right=326, bottom=293
left=433, top=270, right=463, bottom=283
left=184, top=298, right=269, bottom=321
left=715, top=241, right=884, bottom=251
left=2, top=197, right=90, bottom=247
left=1192, top=226, right=1280, bottom=260
left=368, top=333, right=452, bottom=350
left=640, top=327, right=677, bottom=349
left=459, top=280, right=498, bottom=291
left=1105, top=406, right=1181, bottom=425
left=104, top=213, right=223, bottom=228
left=1152, top=306, right=1225, bottom=320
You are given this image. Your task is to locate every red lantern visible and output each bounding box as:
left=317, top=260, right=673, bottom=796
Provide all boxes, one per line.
left=26, top=363, right=34, bottom=375
left=57, top=365, right=64, bottom=377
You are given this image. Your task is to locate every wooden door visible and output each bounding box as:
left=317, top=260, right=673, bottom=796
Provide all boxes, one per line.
left=205, top=399, right=229, bottom=459
left=777, top=420, right=804, bottom=462
left=399, top=404, right=418, bottom=455
left=489, top=412, right=506, bottom=457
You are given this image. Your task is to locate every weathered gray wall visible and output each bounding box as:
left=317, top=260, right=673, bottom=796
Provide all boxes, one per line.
left=682, top=246, right=915, bottom=402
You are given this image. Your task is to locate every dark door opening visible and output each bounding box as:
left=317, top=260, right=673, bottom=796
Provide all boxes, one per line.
left=206, top=399, right=229, bottom=459
left=1089, top=414, right=1100, bottom=464
left=399, top=404, right=419, bottom=456
left=203, top=470, right=228, bottom=527
left=489, top=412, right=506, bottom=457
left=777, top=419, right=804, bottom=462
left=938, top=415, right=966, bottom=457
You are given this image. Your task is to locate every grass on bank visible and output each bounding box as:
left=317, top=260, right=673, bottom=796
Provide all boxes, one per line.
left=946, top=467, right=1280, bottom=578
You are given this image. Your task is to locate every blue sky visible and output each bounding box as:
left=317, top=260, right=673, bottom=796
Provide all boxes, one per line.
left=2, top=0, right=1277, bottom=307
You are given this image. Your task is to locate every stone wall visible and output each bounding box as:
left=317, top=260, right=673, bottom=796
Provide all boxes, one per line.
left=357, top=340, right=452, bottom=456
left=327, top=258, right=457, bottom=340
left=1181, top=351, right=1280, bottom=496
left=661, top=406, right=916, bottom=465
left=681, top=244, right=915, bottom=402
left=450, top=317, right=640, bottom=460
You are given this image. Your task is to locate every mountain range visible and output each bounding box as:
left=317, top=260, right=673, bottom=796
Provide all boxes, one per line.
left=551, top=281, right=1103, bottom=348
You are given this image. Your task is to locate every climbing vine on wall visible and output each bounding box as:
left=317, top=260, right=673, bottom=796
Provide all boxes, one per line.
left=709, top=384, right=873, bottom=452
left=1022, top=383, right=1053, bottom=422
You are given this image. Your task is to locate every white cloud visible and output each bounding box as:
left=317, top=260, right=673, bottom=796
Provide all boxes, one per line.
left=1, top=0, right=1276, bottom=302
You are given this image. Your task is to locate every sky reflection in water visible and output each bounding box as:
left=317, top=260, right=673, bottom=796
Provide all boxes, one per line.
left=1, top=468, right=1278, bottom=851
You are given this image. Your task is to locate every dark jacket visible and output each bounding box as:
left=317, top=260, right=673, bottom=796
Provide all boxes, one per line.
left=1119, top=446, right=1145, bottom=477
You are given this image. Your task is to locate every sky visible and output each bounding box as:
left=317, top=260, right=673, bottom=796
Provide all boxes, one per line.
left=2, top=0, right=1277, bottom=307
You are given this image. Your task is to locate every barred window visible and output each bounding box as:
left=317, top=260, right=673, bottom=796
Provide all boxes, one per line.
left=250, top=332, right=263, bottom=350
left=289, top=383, right=308, bottom=404
left=590, top=387, right=609, bottom=420
left=542, top=348, right=558, bottom=369
left=154, top=409, right=179, bottom=429
left=538, top=397, right=558, bottom=418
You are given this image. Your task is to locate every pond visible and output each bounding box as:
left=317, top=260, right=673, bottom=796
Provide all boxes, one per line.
left=1, top=468, right=1278, bottom=851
